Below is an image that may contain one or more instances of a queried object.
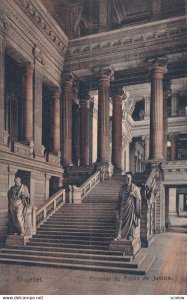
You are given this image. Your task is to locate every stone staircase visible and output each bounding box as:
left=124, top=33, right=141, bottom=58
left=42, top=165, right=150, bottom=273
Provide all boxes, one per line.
left=0, top=176, right=155, bottom=274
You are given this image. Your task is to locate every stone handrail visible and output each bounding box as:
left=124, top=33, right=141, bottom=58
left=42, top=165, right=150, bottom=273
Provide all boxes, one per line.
left=36, top=189, right=66, bottom=227
left=71, top=170, right=102, bottom=203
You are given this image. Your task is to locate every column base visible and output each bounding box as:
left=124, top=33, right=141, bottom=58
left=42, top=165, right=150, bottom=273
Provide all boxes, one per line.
left=95, top=161, right=114, bottom=180
left=109, top=225, right=141, bottom=256
left=141, top=235, right=154, bottom=248
left=113, top=166, right=123, bottom=175
left=34, top=145, right=46, bottom=161
left=13, top=141, right=34, bottom=158
left=109, top=238, right=141, bottom=256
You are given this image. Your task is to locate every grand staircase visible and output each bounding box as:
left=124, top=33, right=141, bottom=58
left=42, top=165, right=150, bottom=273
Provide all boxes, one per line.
left=0, top=176, right=155, bottom=274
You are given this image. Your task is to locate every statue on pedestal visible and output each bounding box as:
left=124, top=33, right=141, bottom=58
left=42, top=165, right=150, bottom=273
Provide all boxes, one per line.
left=114, top=173, right=141, bottom=241
left=7, top=177, right=30, bottom=236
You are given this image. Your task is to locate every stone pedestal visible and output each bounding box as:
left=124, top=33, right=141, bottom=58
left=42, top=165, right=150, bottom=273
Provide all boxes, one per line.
left=109, top=226, right=141, bottom=256
left=5, top=235, right=31, bottom=246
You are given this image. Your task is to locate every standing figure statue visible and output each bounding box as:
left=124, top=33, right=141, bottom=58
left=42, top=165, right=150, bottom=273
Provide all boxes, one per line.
left=8, top=177, right=30, bottom=236
left=114, top=173, right=141, bottom=241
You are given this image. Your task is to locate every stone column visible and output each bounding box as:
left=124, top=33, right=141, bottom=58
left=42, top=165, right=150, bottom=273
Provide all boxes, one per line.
left=72, top=103, right=80, bottom=165
left=171, top=93, right=179, bottom=117
left=165, top=186, right=171, bottom=228
left=97, top=68, right=113, bottom=163
left=45, top=174, right=51, bottom=201
left=149, top=58, right=167, bottom=160
left=33, top=64, right=45, bottom=159
left=80, top=92, right=90, bottom=166
left=23, top=63, right=34, bottom=144
left=0, top=36, right=5, bottom=144
left=62, top=73, right=74, bottom=166
left=169, top=133, right=178, bottom=161
left=144, top=96, right=150, bottom=120
left=52, top=88, right=61, bottom=156
left=111, top=87, right=124, bottom=172
left=89, top=98, right=94, bottom=165
left=163, top=80, right=171, bottom=160
left=143, top=135, right=150, bottom=161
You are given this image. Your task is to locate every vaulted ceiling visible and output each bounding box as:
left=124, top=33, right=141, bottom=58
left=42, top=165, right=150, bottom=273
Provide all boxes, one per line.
left=41, top=0, right=186, bottom=39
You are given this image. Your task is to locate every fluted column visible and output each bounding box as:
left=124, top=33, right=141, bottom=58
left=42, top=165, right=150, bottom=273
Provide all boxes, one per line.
left=169, top=133, right=178, bottom=161
left=171, top=93, right=179, bottom=117
left=23, top=63, right=34, bottom=143
left=52, top=88, right=61, bottom=156
left=0, top=36, right=5, bottom=143
left=80, top=90, right=90, bottom=165
left=62, top=73, right=74, bottom=166
left=149, top=58, right=167, bottom=160
left=89, top=98, right=94, bottom=164
left=144, top=96, right=150, bottom=120
left=143, top=135, right=150, bottom=161
left=97, top=68, right=113, bottom=163
left=163, top=80, right=171, bottom=160
left=112, top=87, right=124, bottom=172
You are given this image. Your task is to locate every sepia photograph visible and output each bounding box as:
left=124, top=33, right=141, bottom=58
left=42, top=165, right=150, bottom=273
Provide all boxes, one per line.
left=0, top=0, right=187, bottom=298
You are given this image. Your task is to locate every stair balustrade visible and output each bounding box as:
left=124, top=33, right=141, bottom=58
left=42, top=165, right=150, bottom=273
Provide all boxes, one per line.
left=71, top=170, right=102, bottom=203
left=36, top=189, right=66, bottom=227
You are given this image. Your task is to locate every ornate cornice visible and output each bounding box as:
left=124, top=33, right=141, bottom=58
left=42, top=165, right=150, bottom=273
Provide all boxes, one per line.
left=65, top=15, right=187, bottom=74
left=14, top=0, right=68, bottom=54
left=0, top=0, right=68, bottom=84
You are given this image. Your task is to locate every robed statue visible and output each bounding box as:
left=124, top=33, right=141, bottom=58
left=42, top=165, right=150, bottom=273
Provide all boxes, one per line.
left=114, top=173, right=141, bottom=241
left=7, top=177, right=30, bottom=236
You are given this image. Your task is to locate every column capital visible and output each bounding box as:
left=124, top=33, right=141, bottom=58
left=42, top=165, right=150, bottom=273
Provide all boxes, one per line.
left=24, top=63, right=34, bottom=74
left=62, top=72, right=75, bottom=90
left=142, top=135, right=149, bottom=142
left=52, top=87, right=61, bottom=99
left=94, top=66, right=114, bottom=82
left=111, top=86, right=125, bottom=99
left=169, top=133, right=179, bottom=142
left=148, top=57, right=168, bottom=75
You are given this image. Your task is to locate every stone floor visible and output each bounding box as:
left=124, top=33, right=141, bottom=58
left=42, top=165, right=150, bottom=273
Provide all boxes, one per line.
left=0, top=231, right=186, bottom=295
left=170, top=212, right=187, bottom=227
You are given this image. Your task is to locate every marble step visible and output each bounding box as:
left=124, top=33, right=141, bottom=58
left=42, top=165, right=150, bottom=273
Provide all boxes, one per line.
left=45, top=220, right=115, bottom=225
left=27, top=241, right=109, bottom=250
left=6, top=244, right=123, bottom=256
left=30, top=237, right=111, bottom=245
left=0, top=252, right=155, bottom=275
left=3, top=247, right=131, bottom=261
left=0, top=251, right=143, bottom=268
left=40, top=221, right=115, bottom=230
left=37, top=228, right=116, bottom=235
left=33, top=233, right=114, bottom=241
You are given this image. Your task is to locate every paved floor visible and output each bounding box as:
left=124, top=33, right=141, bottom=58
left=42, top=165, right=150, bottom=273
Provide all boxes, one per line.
left=0, top=231, right=186, bottom=295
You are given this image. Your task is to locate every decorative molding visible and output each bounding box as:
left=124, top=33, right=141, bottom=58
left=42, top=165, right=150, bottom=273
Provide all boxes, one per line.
left=14, top=0, right=68, bottom=54
left=0, top=0, right=66, bottom=84
left=65, top=15, right=187, bottom=73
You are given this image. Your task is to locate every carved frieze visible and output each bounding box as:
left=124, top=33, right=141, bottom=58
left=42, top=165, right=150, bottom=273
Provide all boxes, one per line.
left=66, top=16, right=187, bottom=73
